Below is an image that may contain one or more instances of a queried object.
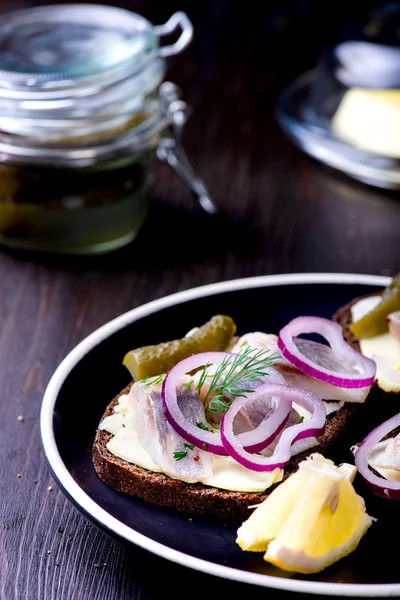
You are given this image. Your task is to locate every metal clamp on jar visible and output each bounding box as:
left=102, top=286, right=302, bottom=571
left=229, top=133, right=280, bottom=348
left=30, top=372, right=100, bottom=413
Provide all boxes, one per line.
left=0, top=4, right=216, bottom=254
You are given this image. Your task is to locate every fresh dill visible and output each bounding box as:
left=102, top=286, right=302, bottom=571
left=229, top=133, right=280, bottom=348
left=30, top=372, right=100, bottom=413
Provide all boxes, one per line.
left=174, top=443, right=195, bottom=461
left=173, top=451, right=187, bottom=461
left=196, top=346, right=280, bottom=423
left=195, top=362, right=211, bottom=394
left=139, top=373, right=165, bottom=388
left=196, top=421, right=212, bottom=432
left=182, top=379, right=194, bottom=390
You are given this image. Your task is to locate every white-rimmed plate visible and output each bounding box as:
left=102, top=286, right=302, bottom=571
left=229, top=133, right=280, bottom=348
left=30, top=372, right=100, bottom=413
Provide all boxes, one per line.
left=41, top=272, right=400, bottom=597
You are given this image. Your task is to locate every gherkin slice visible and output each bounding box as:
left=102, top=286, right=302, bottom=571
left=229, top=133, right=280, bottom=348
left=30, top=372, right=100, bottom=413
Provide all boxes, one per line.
left=123, top=314, right=237, bottom=380
left=350, top=273, right=400, bottom=339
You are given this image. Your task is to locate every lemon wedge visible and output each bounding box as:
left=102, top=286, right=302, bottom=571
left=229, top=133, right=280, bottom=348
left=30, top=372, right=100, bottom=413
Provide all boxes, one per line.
left=236, top=466, right=308, bottom=552
left=236, top=454, right=372, bottom=574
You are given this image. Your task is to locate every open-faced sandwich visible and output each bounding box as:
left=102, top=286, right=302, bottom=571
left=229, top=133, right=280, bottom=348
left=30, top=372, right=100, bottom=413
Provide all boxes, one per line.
left=93, top=310, right=378, bottom=519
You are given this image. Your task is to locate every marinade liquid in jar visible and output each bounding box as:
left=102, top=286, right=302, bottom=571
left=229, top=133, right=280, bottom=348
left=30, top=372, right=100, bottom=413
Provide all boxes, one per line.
left=0, top=4, right=214, bottom=254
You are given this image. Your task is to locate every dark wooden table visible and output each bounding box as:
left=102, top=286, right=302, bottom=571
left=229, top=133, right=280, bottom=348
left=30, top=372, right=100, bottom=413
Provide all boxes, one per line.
left=1, top=1, right=399, bottom=598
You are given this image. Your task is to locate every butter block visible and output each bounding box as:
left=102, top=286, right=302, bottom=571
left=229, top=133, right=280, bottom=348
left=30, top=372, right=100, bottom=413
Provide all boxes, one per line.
left=332, top=88, right=400, bottom=157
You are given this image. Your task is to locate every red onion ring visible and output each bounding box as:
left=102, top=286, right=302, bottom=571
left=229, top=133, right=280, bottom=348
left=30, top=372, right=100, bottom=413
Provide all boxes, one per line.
left=277, top=316, right=376, bottom=389
left=353, top=412, right=400, bottom=500
left=236, top=384, right=291, bottom=453
left=161, top=352, right=230, bottom=455
left=161, top=352, right=291, bottom=456
left=220, top=385, right=326, bottom=471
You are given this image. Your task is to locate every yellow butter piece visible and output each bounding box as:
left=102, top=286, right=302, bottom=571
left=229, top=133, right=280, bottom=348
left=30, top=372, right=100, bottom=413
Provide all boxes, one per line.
left=332, top=88, right=400, bottom=157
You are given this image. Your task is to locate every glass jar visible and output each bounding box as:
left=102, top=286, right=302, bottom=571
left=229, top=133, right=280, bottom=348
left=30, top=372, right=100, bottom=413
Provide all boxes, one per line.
left=0, top=4, right=215, bottom=254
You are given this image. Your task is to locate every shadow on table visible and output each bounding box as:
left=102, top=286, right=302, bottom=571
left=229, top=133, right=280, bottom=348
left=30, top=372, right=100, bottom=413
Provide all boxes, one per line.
left=317, top=163, right=400, bottom=208
left=1, top=196, right=267, bottom=274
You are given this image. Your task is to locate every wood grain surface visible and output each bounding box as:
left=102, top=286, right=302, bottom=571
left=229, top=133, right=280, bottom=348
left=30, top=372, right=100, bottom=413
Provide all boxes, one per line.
left=0, top=1, right=399, bottom=599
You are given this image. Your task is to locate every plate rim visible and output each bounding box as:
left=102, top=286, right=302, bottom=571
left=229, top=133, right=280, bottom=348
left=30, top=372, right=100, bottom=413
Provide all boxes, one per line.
left=40, top=272, right=397, bottom=597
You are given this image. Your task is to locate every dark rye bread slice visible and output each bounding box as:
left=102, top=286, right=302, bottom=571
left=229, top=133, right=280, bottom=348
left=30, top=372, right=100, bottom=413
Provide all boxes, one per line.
left=93, top=384, right=360, bottom=522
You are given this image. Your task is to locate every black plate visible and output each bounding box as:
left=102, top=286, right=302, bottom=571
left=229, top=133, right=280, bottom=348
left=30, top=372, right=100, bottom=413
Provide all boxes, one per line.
left=40, top=273, right=400, bottom=596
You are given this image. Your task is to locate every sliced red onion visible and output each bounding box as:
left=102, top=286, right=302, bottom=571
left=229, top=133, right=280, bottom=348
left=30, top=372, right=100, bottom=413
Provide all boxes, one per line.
left=234, top=332, right=370, bottom=402
left=388, top=311, right=400, bottom=343
left=161, top=352, right=290, bottom=456
left=161, top=352, right=230, bottom=455
left=236, top=385, right=292, bottom=453
left=288, top=436, right=319, bottom=456
left=353, top=412, right=400, bottom=500
left=220, top=385, right=326, bottom=471
left=278, top=316, right=376, bottom=389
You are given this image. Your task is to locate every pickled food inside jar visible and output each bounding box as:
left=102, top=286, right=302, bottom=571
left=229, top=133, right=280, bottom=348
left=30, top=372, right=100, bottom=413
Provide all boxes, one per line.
left=0, top=157, right=152, bottom=254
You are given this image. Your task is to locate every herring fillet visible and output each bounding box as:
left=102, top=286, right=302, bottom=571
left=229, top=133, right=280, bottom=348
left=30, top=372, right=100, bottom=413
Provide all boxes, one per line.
left=132, top=384, right=213, bottom=482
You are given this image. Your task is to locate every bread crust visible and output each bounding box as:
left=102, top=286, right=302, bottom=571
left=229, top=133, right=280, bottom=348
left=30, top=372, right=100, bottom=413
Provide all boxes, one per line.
left=93, top=385, right=360, bottom=521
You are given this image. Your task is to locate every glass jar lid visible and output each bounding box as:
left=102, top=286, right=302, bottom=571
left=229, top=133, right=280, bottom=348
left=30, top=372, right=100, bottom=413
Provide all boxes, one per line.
left=0, top=4, right=194, bottom=165
left=0, top=4, right=193, bottom=92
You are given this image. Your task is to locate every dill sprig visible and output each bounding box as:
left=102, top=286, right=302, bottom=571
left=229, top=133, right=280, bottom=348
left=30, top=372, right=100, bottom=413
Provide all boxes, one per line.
left=174, top=443, right=194, bottom=461
left=182, top=379, right=195, bottom=390
left=139, top=373, right=165, bottom=388
left=197, top=346, right=280, bottom=424
left=196, top=421, right=212, bottom=432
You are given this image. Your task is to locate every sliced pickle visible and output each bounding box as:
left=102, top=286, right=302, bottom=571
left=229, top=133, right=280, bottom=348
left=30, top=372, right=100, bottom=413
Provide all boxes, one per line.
left=350, top=273, right=400, bottom=339
left=123, top=314, right=237, bottom=380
